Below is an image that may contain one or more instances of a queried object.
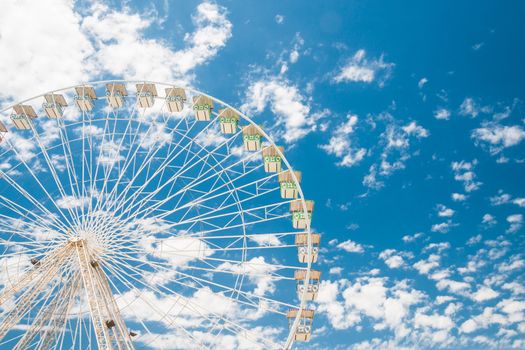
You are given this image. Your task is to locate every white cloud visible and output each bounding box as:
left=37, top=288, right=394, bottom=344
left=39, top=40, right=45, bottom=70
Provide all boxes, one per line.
left=0, top=0, right=94, bottom=100
left=482, top=213, right=496, bottom=226
left=83, top=2, right=232, bottom=82
left=56, top=195, right=89, bottom=209
left=217, top=256, right=277, bottom=296
left=402, top=121, right=429, bottom=138
left=402, top=232, right=423, bottom=243
left=472, top=286, right=499, bottom=302
left=329, top=267, right=343, bottom=275
left=274, top=14, right=284, bottom=24
left=506, top=214, right=523, bottom=233
left=320, top=114, right=366, bottom=167
left=435, top=279, right=471, bottom=294
left=0, top=1, right=232, bottom=102
left=337, top=239, right=365, bottom=253
left=459, top=97, right=482, bottom=118
left=317, top=277, right=424, bottom=335
left=418, top=78, right=428, bottom=89
left=451, top=193, right=467, bottom=201
left=434, top=108, right=451, bottom=120
left=490, top=192, right=512, bottom=206
left=249, top=234, right=282, bottom=246
left=437, top=204, right=455, bottom=218
left=414, top=312, right=454, bottom=331
left=139, top=234, right=213, bottom=267
left=467, top=234, right=482, bottom=246
left=242, top=77, right=325, bottom=143
left=379, top=249, right=405, bottom=269
left=513, top=198, right=525, bottom=207
left=451, top=160, right=482, bottom=192
left=497, top=256, right=524, bottom=273
left=363, top=119, right=428, bottom=190
left=431, top=221, right=455, bottom=233
left=2, top=132, right=37, bottom=162
left=413, top=254, right=440, bottom=275
left=333, top=49, right=394, bottom=87
left=472, top=124, right=525, bottom=153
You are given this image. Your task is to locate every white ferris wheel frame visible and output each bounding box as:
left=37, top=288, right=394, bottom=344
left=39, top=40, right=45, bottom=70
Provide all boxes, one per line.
left=0, top=79, right=317, bottom=350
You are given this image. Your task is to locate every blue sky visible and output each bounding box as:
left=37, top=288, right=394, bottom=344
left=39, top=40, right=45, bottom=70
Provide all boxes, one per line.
left=1, top=1, right=525, bottom=349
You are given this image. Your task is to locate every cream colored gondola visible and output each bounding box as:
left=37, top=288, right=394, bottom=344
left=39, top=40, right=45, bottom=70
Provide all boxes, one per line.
left=278, top=170, right=301, bottom=199
left=43, top=94, right=67, bottom=118
left=286, top=309, right=314, bottom=342
left=136, top=83, right=157, bottom=108
left=74, top=86, right=97, bottom=112
left=261, top=145, right=284, bottom=173
left=11, top=105, right=37, bottom=130
left=242, top=125, right=262, bottom=151
left=192, top=95, right=213, bottom=121
left=290, top=200, right=314, bottom=229
left=217, top=108, right=239, bottom=134
left=106, top=83, right=127, bottom=109
left=294, top=269, right=321, bottom=301
left=165, top=87, right=186, bottom=113
left=295, top=233, right=320, bottom=263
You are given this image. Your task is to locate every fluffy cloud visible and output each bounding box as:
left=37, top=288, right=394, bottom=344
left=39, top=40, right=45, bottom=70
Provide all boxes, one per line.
left=333, top=49, right=394, bottom=87
left=459, top=97, right=490, bottom=118
left=317, top=277, right=424, bottom=339
left=337, top=239, right=365, bottom=253
left=437, top=204, right=455, bottom=218
left=379, top=249, right=406, bottom=269
left=242, top=77, right=325, bottom=143
left=83, top=2, right=232, bottom=82
left=434, top=108, right=451, bottom=120
left=452, top=193, right=467, bottom=202
left=363, top=118, right=429, bottom=190
left=506, top=214, right=523, bottom=234
left=217, top=256, right=277, bottom=296
left=138, top=234, right=213, bottom=267
left=451, top=160, right=482, bottom=192
left=472, top=124, right=525, bottom=153
left=320, top=114, right=366, bottom=167
left=0, top=1, right=232, bottom=102
left=471, top=286, right=500, bottom=302
left=0, top=0, right=94, bottom=100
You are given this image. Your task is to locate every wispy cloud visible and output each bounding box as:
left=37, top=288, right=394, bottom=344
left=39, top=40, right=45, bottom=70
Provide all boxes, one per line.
left=333, top=49, right=394, bottom=87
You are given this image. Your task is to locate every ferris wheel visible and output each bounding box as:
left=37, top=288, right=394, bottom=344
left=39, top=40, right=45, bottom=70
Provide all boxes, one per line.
left=0, top=80, right=321, bottom=349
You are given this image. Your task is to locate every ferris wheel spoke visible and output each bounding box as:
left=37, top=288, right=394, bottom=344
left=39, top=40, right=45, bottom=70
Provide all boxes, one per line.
left=55, top=117, right=87, bottom=228
left=0, top=169, right=72, bottom=235
left=103, top=114, right=226, bottom=225
left=24, top=122, right=84, bottom=230
left=87, top=106, right=129, bottom=233
left=127, top=157, right=268, bottom=230
left=89, top=107, right=153, bottom=226
left=106, top=114, right=240, bottom=223
left=121, top=131, right=249, bottom=224
left=97, top=103, right=191, bottom=219
left=51, top=118, right=84, bottom=226
left=157, top=200, right=292, bottom=233
left=0, top=195, right=66, bottom=237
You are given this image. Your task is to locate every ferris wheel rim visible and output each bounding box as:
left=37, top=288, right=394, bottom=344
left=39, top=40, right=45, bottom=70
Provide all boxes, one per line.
left=0, top=79, right=316, bottom=350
